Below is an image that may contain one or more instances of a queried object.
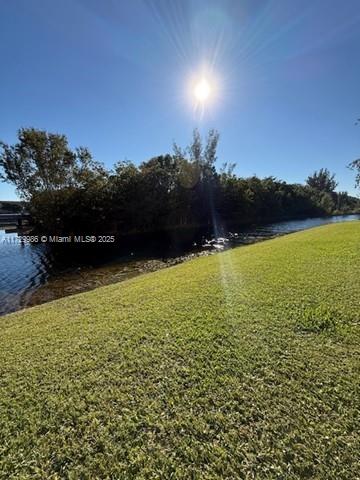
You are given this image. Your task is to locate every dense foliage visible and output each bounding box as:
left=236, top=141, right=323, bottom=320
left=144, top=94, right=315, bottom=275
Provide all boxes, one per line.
left=1, top=223, right=360, bottom=478
left=1, top=128, right=359, bottom=235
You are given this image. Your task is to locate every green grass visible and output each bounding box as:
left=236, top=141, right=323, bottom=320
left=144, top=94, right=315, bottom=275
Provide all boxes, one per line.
left=1, top=223, right=360, bottom=479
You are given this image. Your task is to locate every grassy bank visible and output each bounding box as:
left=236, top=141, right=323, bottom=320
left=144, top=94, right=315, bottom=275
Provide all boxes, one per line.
left=1, top=223, right=360, bottom=479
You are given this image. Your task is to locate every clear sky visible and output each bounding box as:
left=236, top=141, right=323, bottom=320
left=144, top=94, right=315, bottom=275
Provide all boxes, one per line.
left=1, top=0, right=360, bottom=200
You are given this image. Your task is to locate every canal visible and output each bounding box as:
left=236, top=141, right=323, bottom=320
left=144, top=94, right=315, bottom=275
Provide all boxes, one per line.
left=1, top=214, right=359, bottom=316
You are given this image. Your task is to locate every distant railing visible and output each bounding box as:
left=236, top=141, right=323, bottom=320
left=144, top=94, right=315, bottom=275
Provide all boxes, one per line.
left=0, top=213, right=31, bottom=227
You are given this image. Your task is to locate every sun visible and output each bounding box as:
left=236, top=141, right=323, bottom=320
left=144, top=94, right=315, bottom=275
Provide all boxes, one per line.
left=194, top=78, right=211, bottom=103
left=187, top=70, right=219, bottom=115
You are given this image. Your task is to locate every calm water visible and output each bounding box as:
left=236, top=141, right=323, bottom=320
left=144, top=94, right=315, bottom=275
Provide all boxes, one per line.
left=1, top=214, right=359, bottom=316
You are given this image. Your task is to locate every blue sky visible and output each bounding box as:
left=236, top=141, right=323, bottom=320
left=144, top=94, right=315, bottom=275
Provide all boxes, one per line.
left=1, top=0, right=360, bottom=200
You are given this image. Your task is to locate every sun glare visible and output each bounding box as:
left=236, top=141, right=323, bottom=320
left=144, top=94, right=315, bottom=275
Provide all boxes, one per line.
left=194, top=78, right=211, bottom=103
left=187, top=69, right=220, bottom=117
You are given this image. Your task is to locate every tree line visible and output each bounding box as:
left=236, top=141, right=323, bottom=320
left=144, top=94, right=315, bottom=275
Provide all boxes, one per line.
left=1, top=128, right=359, bottom=236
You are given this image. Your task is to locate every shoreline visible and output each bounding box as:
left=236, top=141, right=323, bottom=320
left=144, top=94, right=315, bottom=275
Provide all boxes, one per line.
left=1, top=214, right=359, bottom=317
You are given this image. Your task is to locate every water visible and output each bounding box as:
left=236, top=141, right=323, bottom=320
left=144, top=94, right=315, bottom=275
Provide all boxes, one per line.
left=1, top=214, right=359, bottom=316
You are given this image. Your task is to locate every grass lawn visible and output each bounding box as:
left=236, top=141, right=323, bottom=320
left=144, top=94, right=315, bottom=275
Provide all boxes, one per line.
left=1, top=222, right=360, bottom=479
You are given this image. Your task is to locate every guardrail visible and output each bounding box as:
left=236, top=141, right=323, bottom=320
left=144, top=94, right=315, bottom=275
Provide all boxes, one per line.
left=0, top=213, right=31, bottom=226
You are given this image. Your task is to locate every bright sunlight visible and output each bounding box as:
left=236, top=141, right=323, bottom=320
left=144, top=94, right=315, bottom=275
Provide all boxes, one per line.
left=194, top=78, right=211, bottom=103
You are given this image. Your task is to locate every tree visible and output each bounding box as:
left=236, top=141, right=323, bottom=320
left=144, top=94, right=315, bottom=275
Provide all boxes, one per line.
left=138, top=155, right=180, bottom=229
left=306, top=168, right=338, bottom=193
left=173, top=128, right=220, bottom=227
left=349, top=158, right=360, bottom=189
left=173, top=128, right=219, bottom=179
left=1, top=126, right=358, bottom=237
left=347, top=118, right=360, bottom=190
left=0, top=128, right=110, bottom=233
left=0, top=128, right=106, bottom=199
